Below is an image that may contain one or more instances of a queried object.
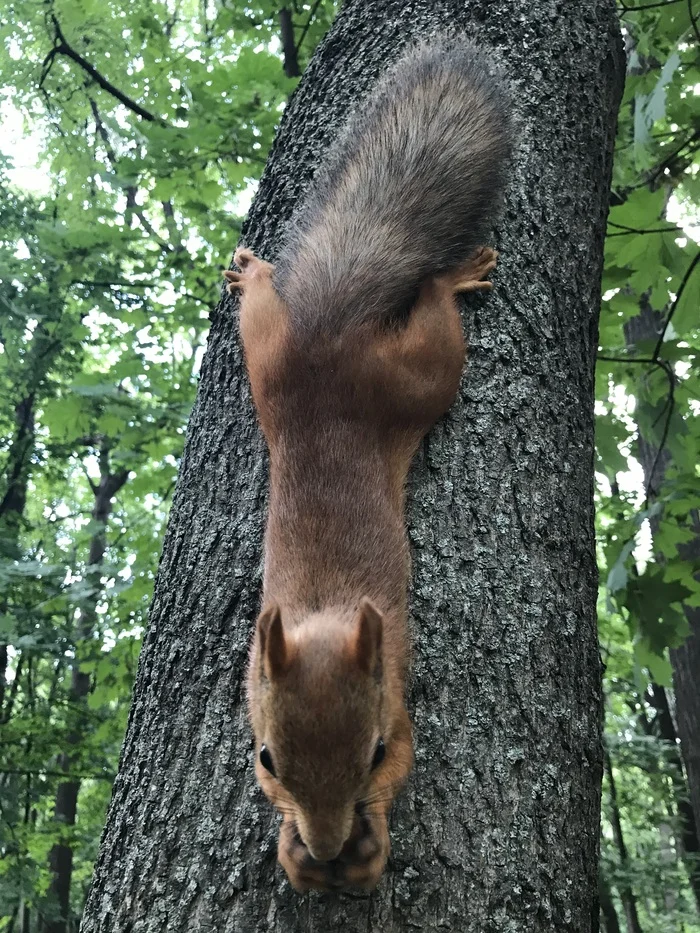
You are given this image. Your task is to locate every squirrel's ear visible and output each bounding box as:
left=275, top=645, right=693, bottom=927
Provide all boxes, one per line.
left=351, top=598, right=383, bottom=675
left=257, top=603, right=291, bottom=679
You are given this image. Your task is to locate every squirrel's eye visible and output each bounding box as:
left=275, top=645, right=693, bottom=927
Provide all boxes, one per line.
left=371, top=738, right=385, bottom=771
left=260, top=744, right=276, bottom=777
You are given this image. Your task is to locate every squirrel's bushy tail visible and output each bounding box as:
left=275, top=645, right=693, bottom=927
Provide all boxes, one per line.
left=274, top=36, right=513, bottom=335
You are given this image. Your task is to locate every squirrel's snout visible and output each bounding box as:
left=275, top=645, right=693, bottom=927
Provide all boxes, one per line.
left=306, top=839, right=344, bottom=862
left=298, top=811, right=353, bottom=863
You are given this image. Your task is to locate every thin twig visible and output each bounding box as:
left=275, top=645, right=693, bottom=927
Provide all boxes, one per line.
left=619, top=0, right=684, bottom=10
left=294, top=0, right=324, bottom=55
left=607, top=221, right=682, bottom=237
left=596, top=356, right=676, bottom=498
left=645, top=361, right=676, bottom=498
left=89, top=98, right=171, bottom=250
left=688, top=0, right=700, bottom=43
left=630, top=129, right=700, bottom=193
left=652, top=250, right=700, bottom=359
left=0, top=767, right=115, bottom=782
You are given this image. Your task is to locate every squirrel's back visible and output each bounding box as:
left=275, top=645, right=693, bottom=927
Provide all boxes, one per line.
left=274, top=36, right=512, bottom=335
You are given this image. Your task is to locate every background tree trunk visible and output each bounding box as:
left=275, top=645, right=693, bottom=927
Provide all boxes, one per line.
left=671, top=618, right=700, bottom=837
left=604, top=754, right=644, bottom=933
left=649, top=682, right=700, bottom=909
left=80, top=1, right=624, bottom=930
left=41, top=446, right=128, bottom=933
left=624, top=306, right=700, bottom=907
left=599, top=870, right=623, bottom=933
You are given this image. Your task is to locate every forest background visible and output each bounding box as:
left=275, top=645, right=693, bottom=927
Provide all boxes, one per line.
left=0, top=1, right=698, bottom=931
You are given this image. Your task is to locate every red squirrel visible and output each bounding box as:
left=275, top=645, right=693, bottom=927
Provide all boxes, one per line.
left=224, top=36, right=511, bottom=891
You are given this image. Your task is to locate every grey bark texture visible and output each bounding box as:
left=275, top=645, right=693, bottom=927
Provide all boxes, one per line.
left=80, top=1, right=624, bottom=931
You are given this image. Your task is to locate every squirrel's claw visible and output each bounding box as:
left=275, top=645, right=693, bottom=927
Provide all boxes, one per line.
left=446, top=246, right=499, bottom=294
left=223, top=248, right=274, bottom=295
left=233, top=246, right=258, bottom=270
left=222, top=269, right=242, bottom=293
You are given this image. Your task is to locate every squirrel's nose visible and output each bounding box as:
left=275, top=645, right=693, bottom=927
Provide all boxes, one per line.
left=298, top=812, right=352, bottom=862
left=307, top=839, right=344, bottom=862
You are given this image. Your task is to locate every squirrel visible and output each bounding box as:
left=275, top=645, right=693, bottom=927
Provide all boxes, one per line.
left=224, top=35, right=511, bottom=892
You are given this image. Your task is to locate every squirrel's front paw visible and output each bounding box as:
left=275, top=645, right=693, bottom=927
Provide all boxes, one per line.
left=278, top=824, right=340, bottom=892
left=335, top=809, right=390, bottom=889
left=222, top=247, right=274, bottom=294
left=277, top=812, right=390, bottom=892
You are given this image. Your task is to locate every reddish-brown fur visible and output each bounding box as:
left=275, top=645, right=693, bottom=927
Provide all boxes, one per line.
left=224, top=244, right=497, bottom=890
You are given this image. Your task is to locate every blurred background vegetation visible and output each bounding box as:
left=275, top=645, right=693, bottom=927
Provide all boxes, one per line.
left=0, top=1, right=698, bottom=930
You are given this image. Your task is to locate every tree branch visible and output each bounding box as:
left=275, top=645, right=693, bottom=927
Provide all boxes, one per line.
left=607, top=221, right=683, bottom=237
left=294, top=0, right=324, bottom=55
left=89, top=98, right=173, bottom=251
left=639, top=129, right=700, bottom=191
left=645, top=362, right=676, bottom=498
left=0, top=767, right=114, bottom=782
left=619, top=0, right=684, bottom=10
left=46, top=15, right=159, bottom=123
left=71, top=278, right=212, bottom=305
left=596, top=355, right=676, bottom=498
left=161, top=199, right=184, bottom=252
left=688, top=0, right=700, bottom=43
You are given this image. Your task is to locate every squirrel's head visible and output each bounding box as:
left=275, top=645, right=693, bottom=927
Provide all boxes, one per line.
left=249, top=598, right=387, bottom=862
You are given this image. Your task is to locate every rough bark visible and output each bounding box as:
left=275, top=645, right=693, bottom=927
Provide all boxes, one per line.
left=80, top=1, right=624, bottom=931
left=41, top=447, right=128, bottom=933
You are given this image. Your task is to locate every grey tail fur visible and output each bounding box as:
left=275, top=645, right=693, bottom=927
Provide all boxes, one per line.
left=273, top=36, right=513, bottom=336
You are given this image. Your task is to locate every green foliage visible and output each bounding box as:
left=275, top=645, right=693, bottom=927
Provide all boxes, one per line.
left=598, top=0, right=700, bottom=691
left=597, top=1, right=700, bottom=929
left=0, top=0, right=697, bottom=929
left=0, top=1, right=336, bottom=927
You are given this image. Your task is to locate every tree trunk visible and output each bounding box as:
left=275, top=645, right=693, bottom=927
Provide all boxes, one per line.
left=1, top=309, right=66, bottom=713
left=599, top=870, right=623, bottom=933
left=42, top=448, right=128, bottom=933
left=80, top=1, right=624, bottom=931
left=0, top=393, right=35, bottom=714
left=671, top=617, right=700, bottom=844
left=604, top=754, right=644, bottom=933
left=649, top=683, right=700, bottom=908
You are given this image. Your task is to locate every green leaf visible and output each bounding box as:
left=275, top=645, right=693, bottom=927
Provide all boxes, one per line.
left=625, top=570, right=692, bottom=653
left=634, top=639, right=673, bottom=687
left=607, top=539, right=636, bottom=593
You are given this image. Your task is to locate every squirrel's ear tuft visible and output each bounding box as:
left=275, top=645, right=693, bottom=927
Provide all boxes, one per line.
left=257, top=603, right=290, bottom=679
left=351, top=598, right=383, bottom=675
